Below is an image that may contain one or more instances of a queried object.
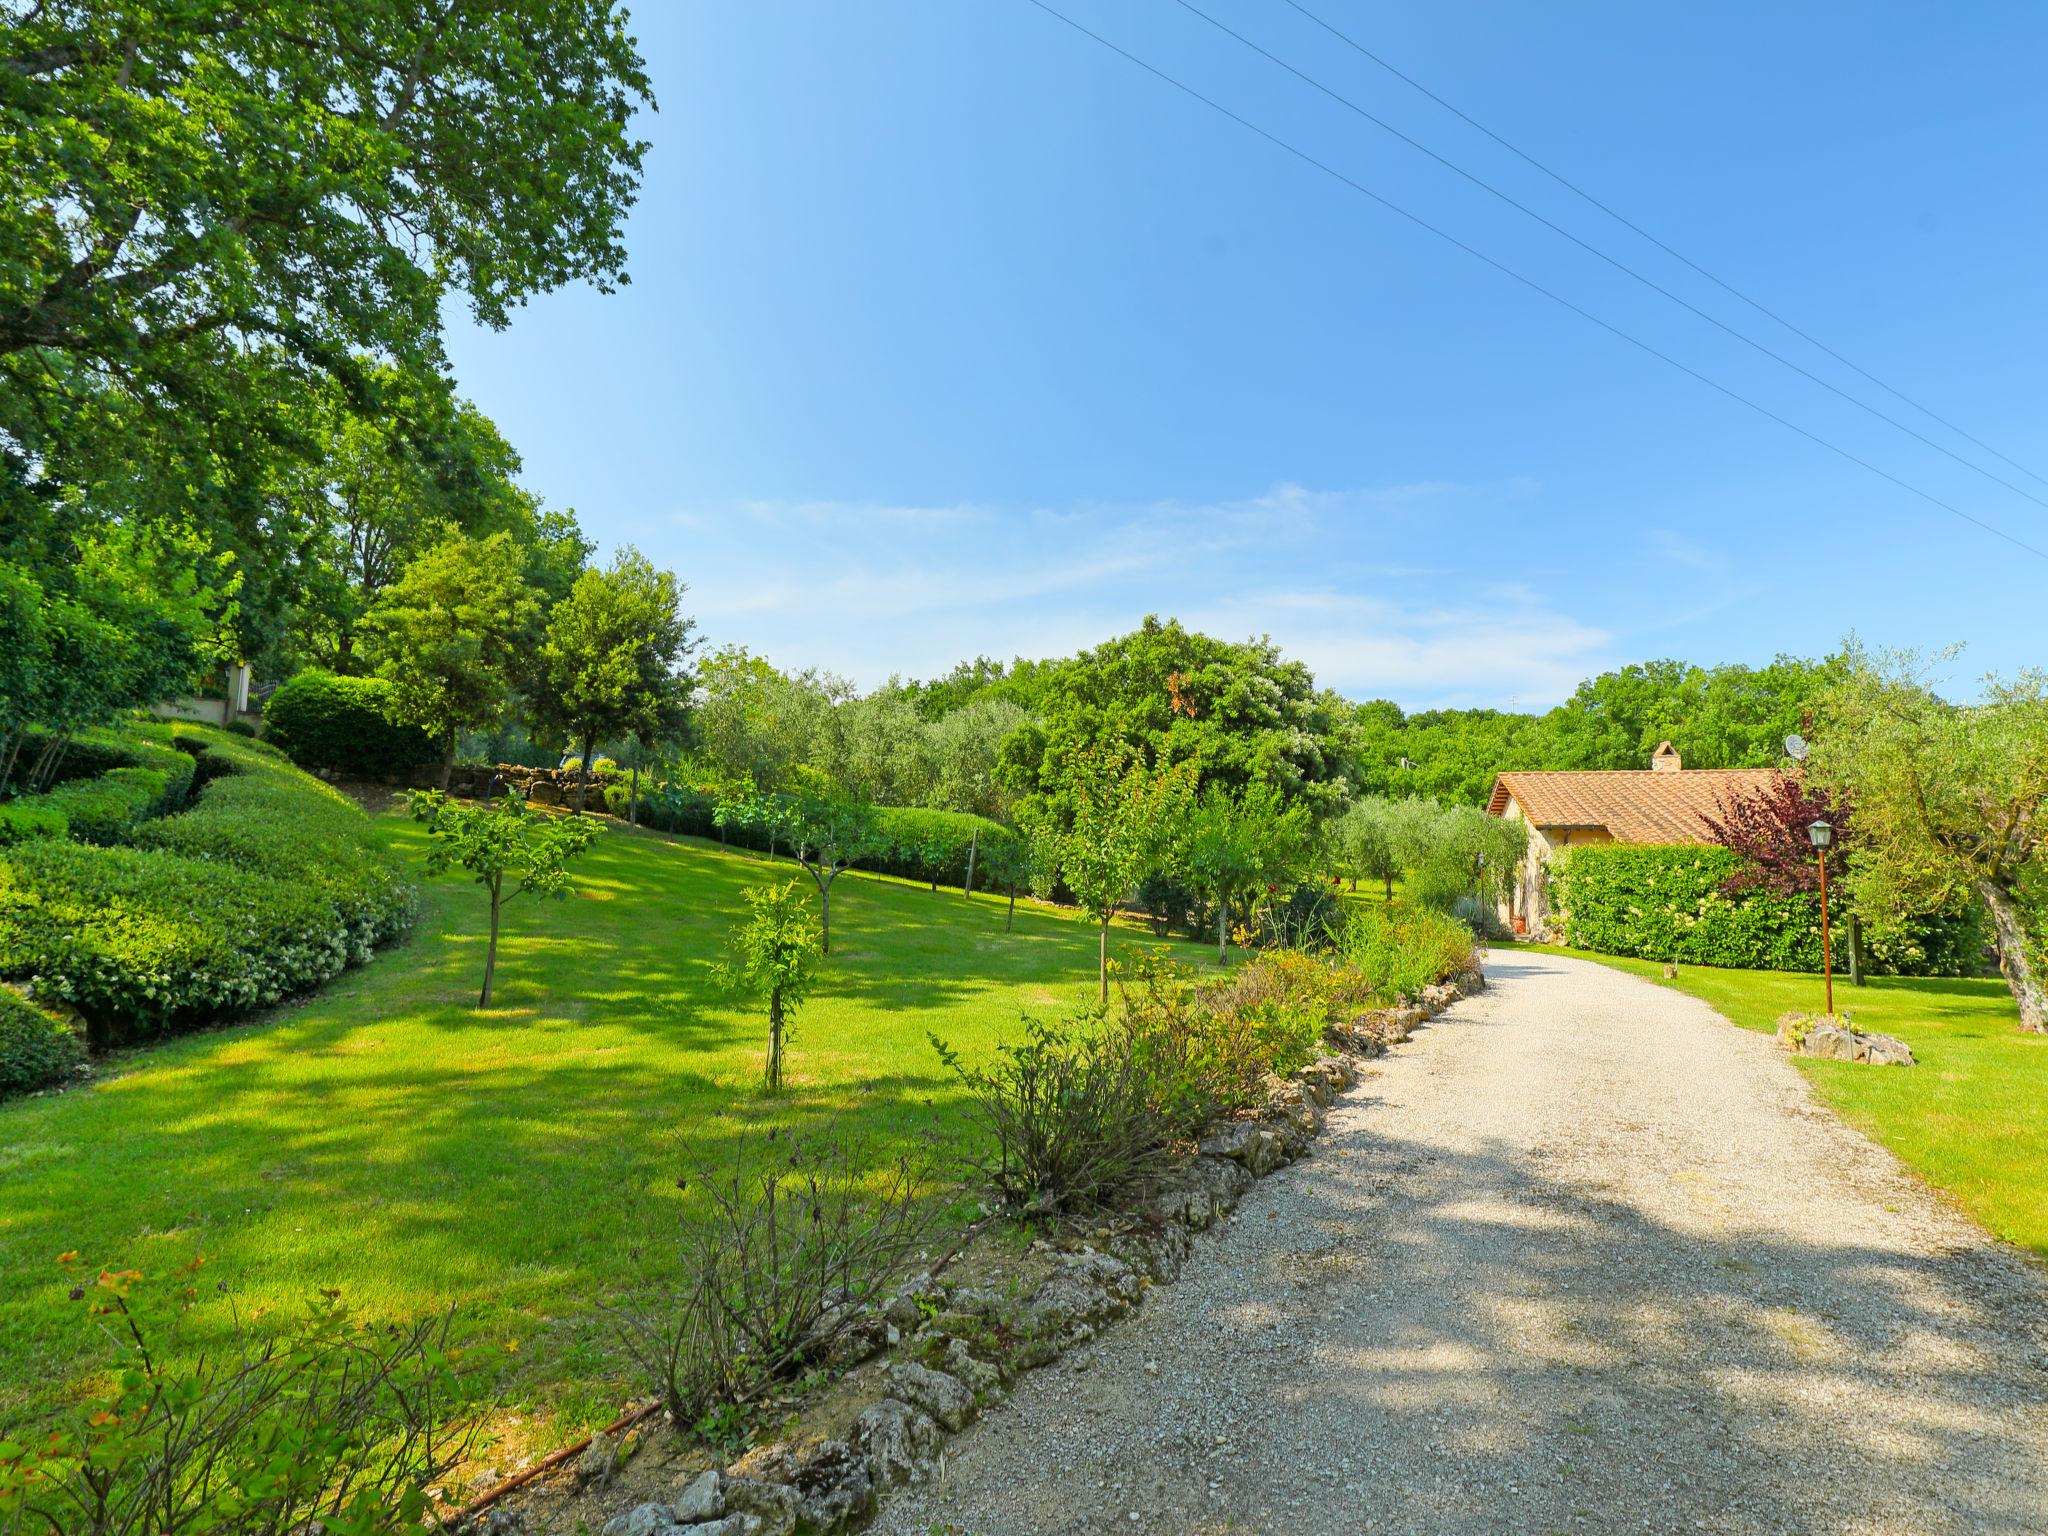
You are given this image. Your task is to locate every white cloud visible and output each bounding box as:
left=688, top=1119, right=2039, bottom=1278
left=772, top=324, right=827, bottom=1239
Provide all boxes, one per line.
left=660, top=480, right=1608, bottom=707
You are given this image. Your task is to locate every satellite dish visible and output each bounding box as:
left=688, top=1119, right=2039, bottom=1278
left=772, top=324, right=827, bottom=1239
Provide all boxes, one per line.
left=1784, top=733, right=1809, bottom=761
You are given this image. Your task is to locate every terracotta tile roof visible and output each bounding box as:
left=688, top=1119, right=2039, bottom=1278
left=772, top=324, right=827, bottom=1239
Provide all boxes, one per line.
left=1486, top=768, right=1779, bottom=844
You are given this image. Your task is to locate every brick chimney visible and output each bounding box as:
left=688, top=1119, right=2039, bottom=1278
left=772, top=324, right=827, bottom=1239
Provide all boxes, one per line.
left=1650, top=740, right=1682, bottom=773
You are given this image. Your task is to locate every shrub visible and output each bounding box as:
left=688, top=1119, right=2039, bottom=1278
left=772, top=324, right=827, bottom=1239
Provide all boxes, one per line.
left=870, top=807, right=1014, bottom=887
left=1333, top=904, right=1479, bottom=1001
left=0, top=987, right=85, bottom=1097
left=1548, top=845, right=1982, bottom=976
left=222, top=717, right=258, bottom=737
left=1, top=727, right=416, bottom=1041
left=609, top=1130, right=939, bottom=1430
left=0, top=800, right=66, bottom=846
left=935, top=1012, right=1177, bottom=1216
left=262, top=669, right=438, bottom=779
left=1, top=1258, right=476, bottom=1536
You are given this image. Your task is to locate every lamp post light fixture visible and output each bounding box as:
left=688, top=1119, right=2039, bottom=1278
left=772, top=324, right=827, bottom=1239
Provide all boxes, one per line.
left=1808, top=819, right=1835, bottom=1015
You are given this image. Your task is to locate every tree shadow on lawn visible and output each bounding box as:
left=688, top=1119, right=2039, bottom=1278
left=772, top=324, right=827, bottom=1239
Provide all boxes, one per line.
left=965, top=1126, right=2048, bottom=1533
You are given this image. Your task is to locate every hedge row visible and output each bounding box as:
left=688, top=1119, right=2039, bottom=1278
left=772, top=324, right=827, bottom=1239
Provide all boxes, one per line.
left=0, top=986, right=85, bottom=1098
left=617, top=782, right=1020, bottom=887
left=0, top=731, right=196, bottom=845
left=263, top=670, right=438, bottom=779
left=1551, top=844, right=1983, bottom=976
left=0, top=726, right=416, bottom=1042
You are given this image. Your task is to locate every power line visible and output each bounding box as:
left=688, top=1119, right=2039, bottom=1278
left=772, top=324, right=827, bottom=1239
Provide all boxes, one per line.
left=1277, top=0, right=2048, bottom=492
left=1014, top=0, right=2048, bottom=563
left=1172, top=0, right=2048, bottom=518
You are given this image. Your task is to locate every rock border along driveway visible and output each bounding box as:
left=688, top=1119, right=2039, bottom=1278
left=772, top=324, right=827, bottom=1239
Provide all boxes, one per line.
left=875, top=948, right=2048, bottom=1536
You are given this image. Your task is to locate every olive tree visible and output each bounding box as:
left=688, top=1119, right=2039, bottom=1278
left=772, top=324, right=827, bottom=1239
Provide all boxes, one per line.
left=1809, top=647, right=2047, bottom=1031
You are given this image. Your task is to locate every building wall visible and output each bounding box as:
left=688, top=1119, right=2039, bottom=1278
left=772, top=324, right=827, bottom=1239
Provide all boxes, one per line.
left=1496, top=794, right=1612, bottom=938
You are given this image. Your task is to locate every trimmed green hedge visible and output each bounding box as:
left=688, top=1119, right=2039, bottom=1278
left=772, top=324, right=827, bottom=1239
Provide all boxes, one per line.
left=869, top=807, right=1016, bottom=887
left=616, top=782, right=1019, bottom=888
left=0, top=730, right=196, bottom=845
left=1552, top=844, right=1984, bottom=977
left=0, top=987, right=85, bottom=1098
left=0, top=726, right=416, bottom=1042
left=263, top=670, right=437, bottom=779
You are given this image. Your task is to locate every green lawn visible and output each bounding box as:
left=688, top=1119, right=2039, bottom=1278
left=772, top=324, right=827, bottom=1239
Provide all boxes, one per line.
left=1513, top=943, right=2048, bottom=1259
left=0, top=815, right=1210, bottom=1439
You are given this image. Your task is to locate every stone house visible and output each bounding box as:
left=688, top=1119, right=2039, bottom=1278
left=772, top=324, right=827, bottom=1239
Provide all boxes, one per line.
left=1485, top=742, right=1776, bottom=936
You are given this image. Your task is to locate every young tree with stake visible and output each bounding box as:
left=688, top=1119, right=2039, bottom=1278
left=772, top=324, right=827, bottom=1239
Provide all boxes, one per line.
left=408, top=790, right=601, bottom=1007
left=718, top=880, right=823, bottom=1091
left=786, top=769, right=884, bottom=955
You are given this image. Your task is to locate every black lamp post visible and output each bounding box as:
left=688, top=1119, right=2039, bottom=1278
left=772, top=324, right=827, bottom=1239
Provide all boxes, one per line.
left=1807, top=819, right=1835, bottom=1015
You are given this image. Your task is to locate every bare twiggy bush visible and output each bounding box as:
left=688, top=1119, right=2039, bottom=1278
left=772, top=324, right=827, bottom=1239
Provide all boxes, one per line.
left=609, top=1128, right=943, bottom=1431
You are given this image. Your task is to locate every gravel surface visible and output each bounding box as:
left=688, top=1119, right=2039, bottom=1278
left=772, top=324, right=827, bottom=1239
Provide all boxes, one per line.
left=878, top=949, right=2048, bottom=1535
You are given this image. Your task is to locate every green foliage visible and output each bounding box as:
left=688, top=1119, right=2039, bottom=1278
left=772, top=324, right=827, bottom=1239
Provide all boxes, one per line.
left=407, top=790, right=600, bottom=1006
left=716, top=881, right=824, bottom=1090
left=2, top=2, right=651, bottom=663
left=785, top=772, right=887, bottom=954
left=1181, top=781, right=1309, bottom=958
left=1330, top=904, right=1482, bottom=1002
left=1808, top=647, right=2048, bottom=1027
left=360, top=530, right=542, bottom=781
left=0, top=728, right=415, bottom=1040
left=0, top=729, right=195, bottom=844
left=1345, top=655, right=1843, bottom=804
left=263, top=671, right=438, bottom=779
left=1043, top=747, right=1198, bottom=1001
left=0, top=1257, right=474, bottom=1536
left=873, top=807, right=1015, bottom=887
left=1009, top=616, right=1356, bottom=821
left=1553, top=846, right=1828, bottom=972
left=531, top=547, right=696, bottom=788
left=0, top=987, right=85, bottom=1097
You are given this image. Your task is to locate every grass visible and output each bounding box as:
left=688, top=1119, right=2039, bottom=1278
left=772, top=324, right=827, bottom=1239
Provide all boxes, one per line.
left=1512, top=942, right=2048, bottom=1260
left=0, top=813, right=1215, bottom=1442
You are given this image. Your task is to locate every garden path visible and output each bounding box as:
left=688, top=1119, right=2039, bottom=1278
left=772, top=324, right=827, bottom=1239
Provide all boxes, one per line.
left=877, top=949, right=2048, bottom=1535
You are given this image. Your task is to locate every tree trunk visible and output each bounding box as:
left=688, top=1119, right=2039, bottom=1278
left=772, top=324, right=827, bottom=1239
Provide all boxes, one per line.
left=577, top=732, right=595, bottom=812
left=1098, top=920, right=1109, bottom=1006
left=1217, top=898, right=1229, bottom=964
left=963, top=829, right=978, bottom=897
left=766, top=990, right=785, bottom=1090
left=480, top=881, right=502, bottom=1008
left=440, top=727, right=456, bottom=794
left=818, top=874, right=833, bottom=955
left=1847, top=913, right=1865, bottom=987
left=1006, top=885, right=1017, bottom=931
left=1977, top=878, right=2047, bottom=1031
left=1382, top=874, right=1394, bottom=903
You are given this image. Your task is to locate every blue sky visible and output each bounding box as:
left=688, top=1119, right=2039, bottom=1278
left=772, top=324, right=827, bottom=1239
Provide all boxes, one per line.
left=443, top=1, right=2048, bottom=709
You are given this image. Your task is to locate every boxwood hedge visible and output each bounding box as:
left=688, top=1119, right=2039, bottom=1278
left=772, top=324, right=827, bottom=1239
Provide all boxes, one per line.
left=0, top=730, right=196, bottom=845
left=263, top=669, right=438, bottom=779
left=615, top=782, right=1018, bottom=888
left=0, top=726, right=416, bottom=1042
left=0, top=986, right=86, bottom=1098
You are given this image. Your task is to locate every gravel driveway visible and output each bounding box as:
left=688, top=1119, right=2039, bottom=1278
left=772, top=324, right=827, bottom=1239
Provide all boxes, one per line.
left=878, top=949, right=2048, bottom=1535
